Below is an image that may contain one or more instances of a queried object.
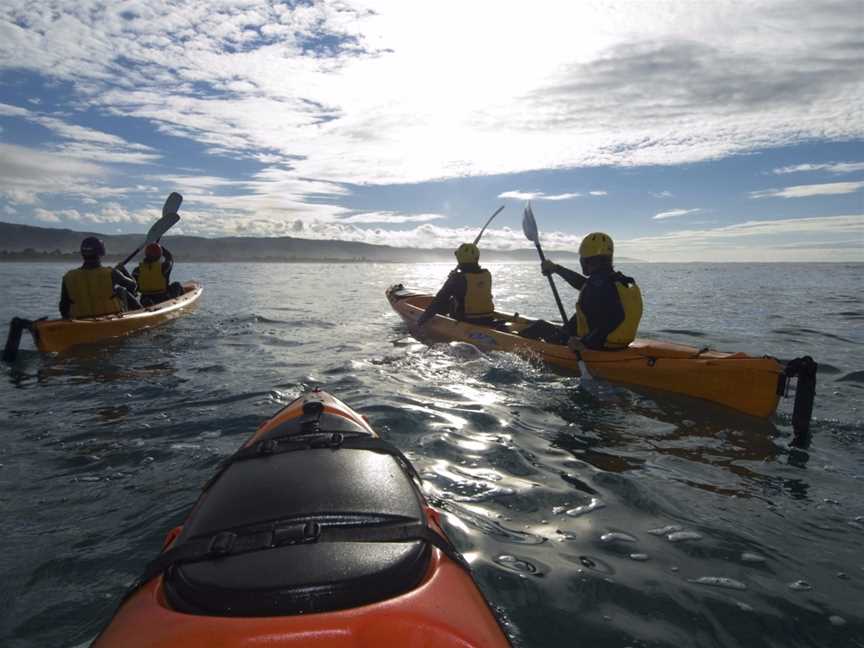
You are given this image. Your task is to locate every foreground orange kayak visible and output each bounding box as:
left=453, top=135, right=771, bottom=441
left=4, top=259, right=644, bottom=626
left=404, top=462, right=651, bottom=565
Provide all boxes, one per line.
left=94, top=389, right=511, bottom=647
left=3, top=281, right=202, bottom=358
left=387, top=285, right=817, bottom=425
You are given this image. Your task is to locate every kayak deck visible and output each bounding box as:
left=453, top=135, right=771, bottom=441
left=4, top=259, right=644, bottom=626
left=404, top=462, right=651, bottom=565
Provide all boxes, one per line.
left=94, top=390, right=511, bottom=647
left=387, top=284, right=816, bottom=421
left=31, top=281, right=202, bottom=353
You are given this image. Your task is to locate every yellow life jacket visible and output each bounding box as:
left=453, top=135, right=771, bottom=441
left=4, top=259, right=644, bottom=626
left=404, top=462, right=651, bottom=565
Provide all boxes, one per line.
left=575, top=276, right=643, bottom=349
left=63, top=267, right=123, bottom=318
left=137, top=260, right=168, bottom=295
left=463, top=269, right=495, bottom=318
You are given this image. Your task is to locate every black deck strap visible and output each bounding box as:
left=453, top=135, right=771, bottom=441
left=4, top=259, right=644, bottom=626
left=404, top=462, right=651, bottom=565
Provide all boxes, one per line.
left=126, top=518, right=469, bottom=602
left=783, top=356, right=818, bottom=436
left=203, top=434, right=420, bottom=491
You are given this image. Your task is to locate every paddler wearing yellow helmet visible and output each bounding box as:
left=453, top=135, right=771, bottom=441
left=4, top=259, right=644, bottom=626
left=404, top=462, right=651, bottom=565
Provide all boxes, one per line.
left=541, top=232, right=643, bottom=351
left=416, top=243, right=495, bottom=327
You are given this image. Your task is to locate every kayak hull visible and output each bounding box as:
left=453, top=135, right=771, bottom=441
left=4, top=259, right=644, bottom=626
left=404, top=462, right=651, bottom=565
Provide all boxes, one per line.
left=386, top=284, right=784, bottom=418
left=31, top=281, right=202, bottom=353
left=94, top=390, right=511, bottom=647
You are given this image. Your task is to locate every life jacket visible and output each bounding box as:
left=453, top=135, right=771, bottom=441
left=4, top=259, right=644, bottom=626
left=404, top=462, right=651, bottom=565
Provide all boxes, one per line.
left=462, top=269, right=495, bottom=318
left=137, top=260, right=168, bottom=295
left=575, top=272, right=643, bottom=349
left=63, top=267, right=123, bottom=318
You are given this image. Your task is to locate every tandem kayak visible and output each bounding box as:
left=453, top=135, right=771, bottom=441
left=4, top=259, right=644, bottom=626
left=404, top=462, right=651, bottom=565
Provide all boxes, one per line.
left=2, top=281, right=202, bottom=360
left=387, top=285, right=817, bottom=427
left=93, top=389, right=512, bottom=647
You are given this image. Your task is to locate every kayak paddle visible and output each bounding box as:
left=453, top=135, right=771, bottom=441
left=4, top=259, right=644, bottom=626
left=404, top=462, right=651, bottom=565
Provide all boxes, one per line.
left=119, top=192, right=182, bottom=267
left=522, top=202, right=592, bottom=379
left=522, top=202, right=568, bottom=324
left=472, top=205, right=505, bottom=245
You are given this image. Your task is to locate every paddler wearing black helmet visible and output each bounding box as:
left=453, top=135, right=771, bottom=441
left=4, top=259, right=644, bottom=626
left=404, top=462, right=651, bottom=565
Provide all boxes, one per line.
left=417, top=243, right=495, bottom=327
left=541, top=232, right=643, bottom=351
left=59, top=237, right=140, bottom=318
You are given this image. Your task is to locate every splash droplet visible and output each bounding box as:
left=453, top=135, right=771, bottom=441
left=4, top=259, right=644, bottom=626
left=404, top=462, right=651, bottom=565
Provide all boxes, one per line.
left=668, top=531, right=702, bottom=542
left=689, top=576, right=747, bottom=591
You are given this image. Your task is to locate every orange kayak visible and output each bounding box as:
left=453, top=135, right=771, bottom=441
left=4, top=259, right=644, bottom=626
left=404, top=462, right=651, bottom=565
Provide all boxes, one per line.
left=387, top=284, right=817, bottom=424
left=93, top=390, right=512, bottom=647
left=3, top=281, right=202, bottom=358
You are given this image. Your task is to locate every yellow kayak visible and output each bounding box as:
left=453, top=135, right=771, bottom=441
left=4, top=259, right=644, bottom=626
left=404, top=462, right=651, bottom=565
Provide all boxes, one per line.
left=5, top=281, right=202, bottom=356
left=386, top=284, right=817, bottom=424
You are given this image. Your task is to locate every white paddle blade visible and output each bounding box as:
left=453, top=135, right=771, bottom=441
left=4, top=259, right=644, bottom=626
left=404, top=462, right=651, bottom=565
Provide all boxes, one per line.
left=473, top=205, right=505, bottom=246
left=162, top=192, right=183, bottom=218
left=145, top=212, right=180, bottom=244
left=522, top=202, right=538, bottom=243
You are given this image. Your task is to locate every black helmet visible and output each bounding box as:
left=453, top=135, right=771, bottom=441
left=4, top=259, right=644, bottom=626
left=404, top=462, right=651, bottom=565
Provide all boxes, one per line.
left=80, top=236, right=106, bottom=259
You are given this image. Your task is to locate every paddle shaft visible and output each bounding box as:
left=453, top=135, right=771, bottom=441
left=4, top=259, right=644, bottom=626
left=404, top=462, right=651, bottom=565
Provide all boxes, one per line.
left=533, top=241, right=569, bottom=326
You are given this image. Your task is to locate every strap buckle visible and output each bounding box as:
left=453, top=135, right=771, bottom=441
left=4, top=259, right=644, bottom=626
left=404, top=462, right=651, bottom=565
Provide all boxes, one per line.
left=271, top=521, right=321, bottom=547
left=207, top=531, right=237, bottom=556
left=257, top=439, right=277, bottom=455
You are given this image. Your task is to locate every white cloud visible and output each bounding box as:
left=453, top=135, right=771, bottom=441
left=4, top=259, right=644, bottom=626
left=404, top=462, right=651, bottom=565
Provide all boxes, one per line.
left=619, top=214, right=864, bottom=261
left=653, top=208, right=701, bottom=220
left=33, top=208, right=61, bottom=223
left=772, top=162, right=864, bottom=175
left=652, top=191, right=674, bottom=198
left=499, top=190, right=582, bottom=201
left=589, top=191, right=607, bottom=196
left=750, top=181, right=864, bottom=199
left=2, top=205, right=15, bottom=215
left=1, top=1, right=859, bottom=187
left=338, top=212, right=446, bottom=224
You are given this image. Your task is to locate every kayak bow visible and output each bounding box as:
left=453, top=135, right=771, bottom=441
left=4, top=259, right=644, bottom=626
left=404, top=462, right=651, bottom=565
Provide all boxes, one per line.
left=387, top=284, right=817, bottom=428
left=94, top=389, right=512, bottom=647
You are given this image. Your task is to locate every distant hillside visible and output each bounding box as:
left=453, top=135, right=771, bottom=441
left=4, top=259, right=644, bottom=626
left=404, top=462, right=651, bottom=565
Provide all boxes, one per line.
left=0, top=220, right=639, bottom=263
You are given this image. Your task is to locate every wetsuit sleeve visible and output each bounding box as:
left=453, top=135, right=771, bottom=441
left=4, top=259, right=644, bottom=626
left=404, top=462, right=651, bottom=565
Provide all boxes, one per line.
left=552, top=264, right=586, bottom=290
left=59, top=280, right=71, bottom=319
left=418, top=271, right=464, bottom=324
left=579, top=279, right=625, bottom=350
left=162, top=247, right=174, bottom=280
left=112, top=267, right=138, bottom=292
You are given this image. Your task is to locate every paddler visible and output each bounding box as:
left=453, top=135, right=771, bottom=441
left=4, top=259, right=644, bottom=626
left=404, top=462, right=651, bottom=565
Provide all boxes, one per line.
left=417, top=243, right=495, bottom=327
left=133, top=243, right=182, bottom=306
left=59, top=237, right=141, bottom=318
left=541, top=232, right=642, bottom=351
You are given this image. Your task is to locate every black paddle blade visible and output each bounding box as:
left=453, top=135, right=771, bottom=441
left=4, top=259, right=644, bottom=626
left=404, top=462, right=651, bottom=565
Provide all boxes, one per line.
left=522, top=202, right=539, bottom=243
left=146, top=212, right=180, bottom=244
left=162, top=192, right=183, bottom=218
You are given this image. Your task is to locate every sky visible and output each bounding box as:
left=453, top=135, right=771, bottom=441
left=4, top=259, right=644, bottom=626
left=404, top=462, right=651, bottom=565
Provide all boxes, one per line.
left=0, top=0, right=862, bottom=261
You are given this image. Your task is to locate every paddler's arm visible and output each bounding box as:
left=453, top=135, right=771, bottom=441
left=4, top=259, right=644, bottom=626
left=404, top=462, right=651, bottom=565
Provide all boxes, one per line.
left=59, top=281, right=71, bottom=319
left=541, top=260, right=586, bottom=290
left=162, top=246, right=174, bottom=280
left=112, top=266, right=138, bottom=292
left=417, top=271, right=463, bottom=326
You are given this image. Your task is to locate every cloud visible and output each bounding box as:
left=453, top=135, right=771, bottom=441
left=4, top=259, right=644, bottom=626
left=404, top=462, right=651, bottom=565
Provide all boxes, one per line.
left=338, top=212, right=446, bottom=224
left=653, top=208, right=701, bottom=220
left=589, top=191, right=607, bottom=196
left=772, top=161, right=864, bottom=175
left=619, top=214, right=864, bottom=261
left=1, top=1, right=859, bottom=188
left=750, top=181, right=864, bottom=199
left=652, top=191, right=674, bottom=198
left=499, top=190, right=582, bottom=201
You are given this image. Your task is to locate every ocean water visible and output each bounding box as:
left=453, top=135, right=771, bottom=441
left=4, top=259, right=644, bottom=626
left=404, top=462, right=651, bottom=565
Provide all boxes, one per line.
left=0, top=261, right=862, bottom=648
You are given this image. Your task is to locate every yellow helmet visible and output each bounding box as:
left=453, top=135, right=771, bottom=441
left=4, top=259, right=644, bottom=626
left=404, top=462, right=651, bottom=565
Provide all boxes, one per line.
left=455, top=243, right=480, bottom=264
left=579, top=232, right=614, bottom=258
